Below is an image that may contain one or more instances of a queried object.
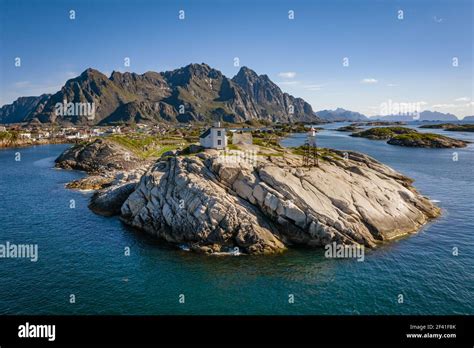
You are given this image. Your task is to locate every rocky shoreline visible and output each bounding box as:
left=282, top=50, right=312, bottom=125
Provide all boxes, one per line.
left=55, top=138, right=441, bottom=255
left=0, top=137, right=71, bottom=149
left=54, top=138, right=151, bottom=213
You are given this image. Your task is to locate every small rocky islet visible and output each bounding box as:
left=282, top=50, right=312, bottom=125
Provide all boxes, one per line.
left=418, top=123, right=474, bottom=132
left=335, top=125, right=363, bottom=132
left=350, top=126, right=469, bottom=148
left=55, top=137, right=441, bottom=255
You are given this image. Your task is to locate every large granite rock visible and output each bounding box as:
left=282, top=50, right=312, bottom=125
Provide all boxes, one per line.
left=56, top=138, right=151, bottom=214
left=120, top=149, right=440, bottom=254
left=89, top=182, right=138, bottom=216
left=55, top=138, right=145, bottom=173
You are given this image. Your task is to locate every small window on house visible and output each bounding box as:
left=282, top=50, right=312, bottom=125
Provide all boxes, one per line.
left=217, top=139, right=222, bottom=145
left=217, top=131, right=221, bottom=136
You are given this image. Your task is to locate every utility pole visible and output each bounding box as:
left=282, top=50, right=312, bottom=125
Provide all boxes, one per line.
left=303, top=126, right=318, bottom=167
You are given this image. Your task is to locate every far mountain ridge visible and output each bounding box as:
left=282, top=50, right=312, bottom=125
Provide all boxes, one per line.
left=0, top=94, right=51, bottom=124
left=315, top=108, right=369, bottom=122
left=372, top=111, right=460, bottom=122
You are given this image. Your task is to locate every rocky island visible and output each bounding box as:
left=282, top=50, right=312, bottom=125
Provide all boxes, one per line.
left=55, top=138, right=152, bottom=214
left=351, top=126, right=469, bottom=148
left=335, top=125, right=363, bottom=132
left=419, top=123, right=474, bottom=132
left=56, top=138, right=441, bottom=255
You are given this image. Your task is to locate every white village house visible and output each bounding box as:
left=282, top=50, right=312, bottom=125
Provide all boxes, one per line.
left=199, top=122, right=227, bottom=149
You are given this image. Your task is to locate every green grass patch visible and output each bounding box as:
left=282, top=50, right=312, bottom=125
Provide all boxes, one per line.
left=391, top=132, right=442, bottom=141
left=352, top=126, right=416, bottom=139
left=108, top=134, right=183, bottom=159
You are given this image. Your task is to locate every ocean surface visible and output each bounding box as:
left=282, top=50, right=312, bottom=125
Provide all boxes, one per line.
left=0, top=123, right=473, bottom=315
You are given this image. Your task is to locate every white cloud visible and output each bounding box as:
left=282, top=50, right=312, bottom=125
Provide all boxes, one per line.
left=276, top=81, right=300, bottom=86
left=387, top=83, right=398, bottom=87
left=455, top=97, right=470, bottom=102
left=303, top=84, right=323, bottom=91
left=361, top=78, right=378, bottom=84
left=432, top=102, right=473, bottom=109
left=433, top=16, right=444, bottom=23
left=278, top=72, right=296, bottom=79
left=13, top=81, right=33, bottom=88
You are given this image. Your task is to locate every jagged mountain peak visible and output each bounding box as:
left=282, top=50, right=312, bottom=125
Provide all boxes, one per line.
left=79, top=68, right=107, bottom=79
left=234, top=66, right=259, bottom=81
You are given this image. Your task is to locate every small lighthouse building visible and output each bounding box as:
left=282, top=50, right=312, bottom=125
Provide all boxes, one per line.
left=199, top=122, right=227, bottom=149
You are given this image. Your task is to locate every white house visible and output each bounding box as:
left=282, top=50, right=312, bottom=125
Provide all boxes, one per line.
left=199, top=122, right=227, bottom=149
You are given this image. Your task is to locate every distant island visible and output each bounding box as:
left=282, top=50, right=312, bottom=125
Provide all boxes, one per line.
left=371, top=111, right=460, bottom=122
left=351, top=126, right=469, bottom=148
left=315, top=108, right=368, bottom=122
left=419, top=123, right=474, bottom=132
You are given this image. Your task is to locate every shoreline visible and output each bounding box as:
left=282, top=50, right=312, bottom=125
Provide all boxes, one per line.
left=0, top=138, right=74, bottom=149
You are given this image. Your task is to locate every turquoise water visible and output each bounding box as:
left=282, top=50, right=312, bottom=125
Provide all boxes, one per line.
left=0, top=124, right=473, bottom=315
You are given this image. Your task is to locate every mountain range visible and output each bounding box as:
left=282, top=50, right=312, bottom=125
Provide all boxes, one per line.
left=372, top=111, right=460, bottom=122
left=315, top=109, right=468, bottom=122
left=0, top=64, right=320, bottom=125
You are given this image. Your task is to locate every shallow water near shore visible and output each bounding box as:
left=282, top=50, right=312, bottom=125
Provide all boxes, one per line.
left=0, top=124, right=473, bottom=315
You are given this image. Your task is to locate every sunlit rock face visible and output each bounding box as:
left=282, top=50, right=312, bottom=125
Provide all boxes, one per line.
left=120, top=148, right=440, bottom=255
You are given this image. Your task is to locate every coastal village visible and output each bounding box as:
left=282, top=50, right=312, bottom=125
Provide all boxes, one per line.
left=0, top=119, right=315, bottom=158
left=0, top=123, right=164, bottom=143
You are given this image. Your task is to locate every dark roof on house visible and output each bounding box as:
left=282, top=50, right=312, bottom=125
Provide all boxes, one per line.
left=199, top=128, right=211, bottom=139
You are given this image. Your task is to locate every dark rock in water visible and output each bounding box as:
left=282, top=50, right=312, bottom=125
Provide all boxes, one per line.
left=336, top=125, right=363, bottom=132
left=55, top=138, right=144, bottom=173
left=89, top=182, right=137, bottom=216
left=66, top=175, right=113, bottom=190
left=57, top=138, right=151, bottom=216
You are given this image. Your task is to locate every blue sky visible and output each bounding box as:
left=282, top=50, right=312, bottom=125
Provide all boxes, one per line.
left=0, top=0, right=472, bottom=117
